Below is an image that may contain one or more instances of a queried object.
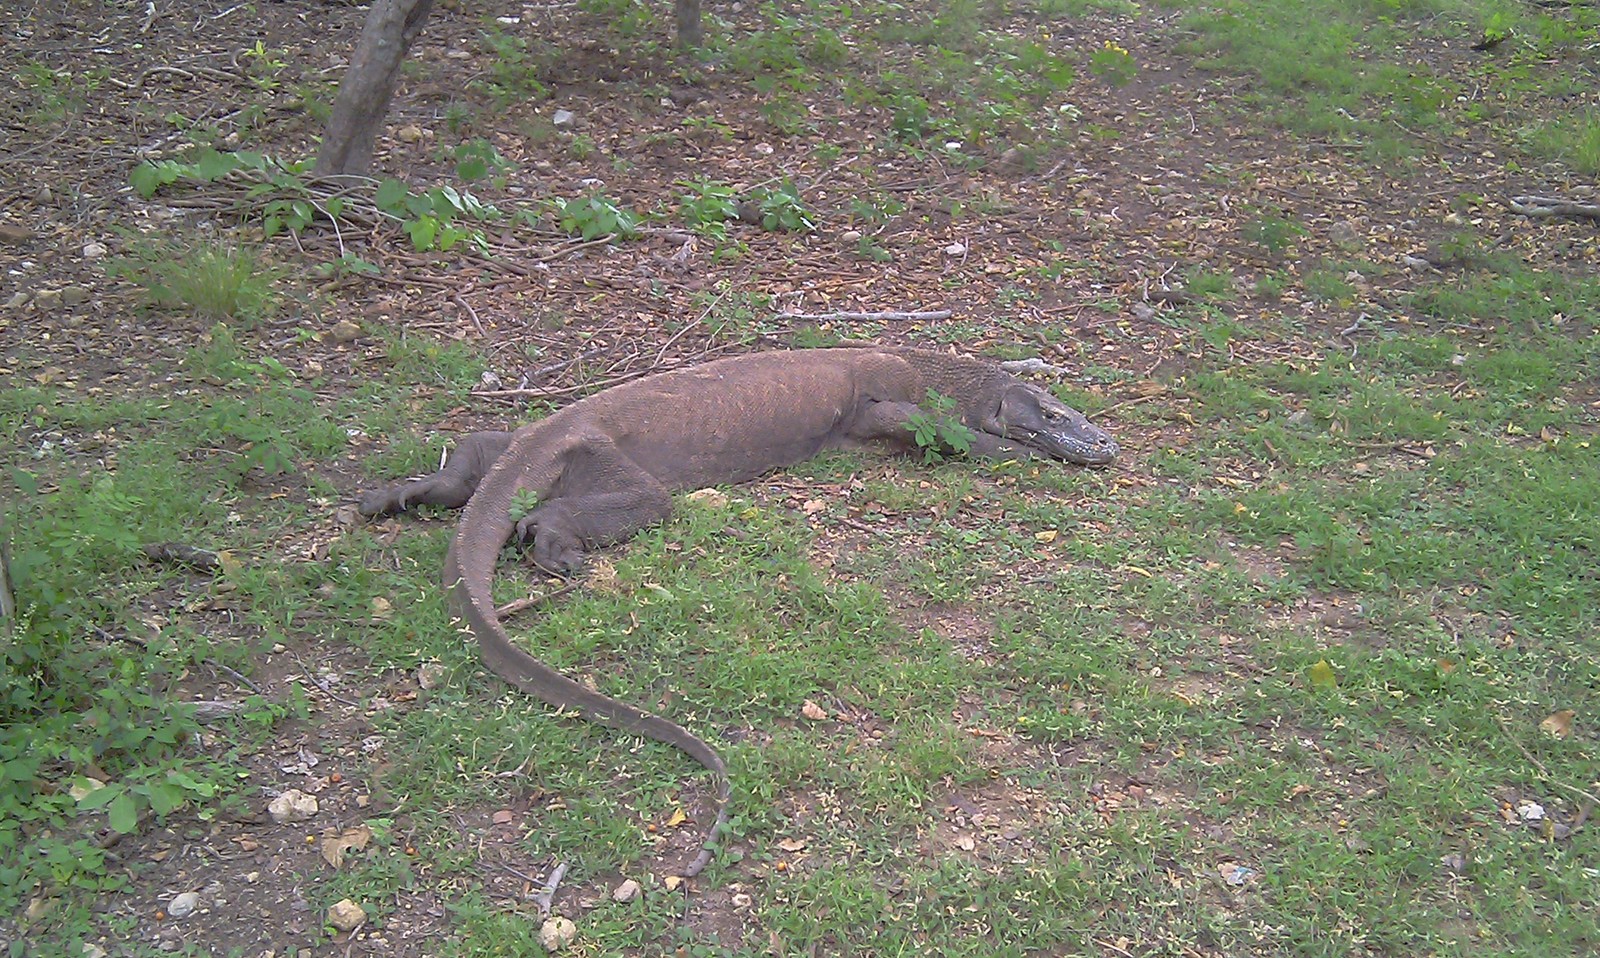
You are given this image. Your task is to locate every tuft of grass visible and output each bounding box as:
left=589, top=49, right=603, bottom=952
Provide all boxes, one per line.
left=1529, top=107, right=1600, bottom=174
left=113, top=239, right=282, bottom=325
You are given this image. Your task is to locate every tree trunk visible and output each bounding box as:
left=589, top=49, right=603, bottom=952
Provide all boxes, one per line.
left=675, top=0, right=703, bottom=50
left=315, top=0, right=435, bottom=177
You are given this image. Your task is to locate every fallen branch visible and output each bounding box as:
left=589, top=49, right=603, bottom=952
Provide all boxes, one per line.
left=773, top=309, right=952, bottom=322
left=1508, top=195, right=1600, bottom=222
left=534, top=861, right=569, bottom=917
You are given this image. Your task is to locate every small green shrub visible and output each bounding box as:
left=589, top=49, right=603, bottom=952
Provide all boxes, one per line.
left=553, top=193, right=640, bottom=240
left=751, top=181, right=815, bottom=232
left=112, top=240, right=281, bottom=325
left=906, top=390, right=977, bottom=462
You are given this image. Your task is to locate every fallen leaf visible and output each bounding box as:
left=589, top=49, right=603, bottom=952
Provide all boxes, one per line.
left=665, top=807, right=688, bottom=828
left=492, top=809, right=514, bottom=825
left=369, top=596, right=392, bottom=620
left=776, top=837, right=807, bottom=852
left=320, top=825, right=372, bottom=869
left=1308, top=660, right=1337, bottom=690
left=801, top=700, right=828, bottom=721
left=1034, top=529, right=1058, bottom=543
left=1540, top=710, right=1575, bottom=739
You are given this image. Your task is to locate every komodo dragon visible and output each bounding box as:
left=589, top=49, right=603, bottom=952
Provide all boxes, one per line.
left=357, top=346, right=1117, bottom=876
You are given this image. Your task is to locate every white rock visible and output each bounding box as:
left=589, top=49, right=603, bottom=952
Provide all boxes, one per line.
left=82, top=242, right=107, bottom=260
left=167, top=892, right=200, bottom=918
left=611, top=879, right=641, bottom=903
left=944, top=242, right=967, bottom=256
left=539, top=916, right=577, bottom=952
left=327, top=898, right=366, bottom=932
left=81, top=945, right=107, bottom=958
left=268, top=789, right=318, bottom=824
left=552, top=109, right=576, bottom=128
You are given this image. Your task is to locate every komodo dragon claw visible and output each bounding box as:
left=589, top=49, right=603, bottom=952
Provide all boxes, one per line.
left=357, top=347, right=1117, bottom=879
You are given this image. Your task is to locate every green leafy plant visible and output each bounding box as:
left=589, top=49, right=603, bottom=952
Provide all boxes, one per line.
left=509, top=489, right=542, bottom=522
left=553, top=193, right=640, bottom=241
left=751, top=180, right=815, bottom=232
left=1088, top=40, right=1138, bottom=87
left=450, top=139, right=510, bottom=182
left=677, top=178, right=739, bottom=234
left=905, top=389, right=977, bottom=462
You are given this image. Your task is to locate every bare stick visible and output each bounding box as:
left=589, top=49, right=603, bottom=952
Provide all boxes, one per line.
left=773, top=310, right=952, bottom=322
left=1508, top=195, right=1600, bottom=221
left=534, top=861, right=569, bottom=917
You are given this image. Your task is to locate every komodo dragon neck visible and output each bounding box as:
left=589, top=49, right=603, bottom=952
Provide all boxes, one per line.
left=376, top=347, right=1118, bottom=879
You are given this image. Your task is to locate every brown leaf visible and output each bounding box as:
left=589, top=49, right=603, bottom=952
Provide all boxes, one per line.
left=1540, top=710, right=1575, bottom=739
left=320, top=825, right=372, bottom=869
left=800, top=699, right=828, bottom=721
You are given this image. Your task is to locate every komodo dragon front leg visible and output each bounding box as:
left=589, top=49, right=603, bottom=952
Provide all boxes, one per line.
left=357, top=431, right=512, bottom=517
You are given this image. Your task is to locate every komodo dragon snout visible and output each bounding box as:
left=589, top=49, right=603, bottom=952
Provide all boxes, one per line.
left=991, top=383, right=1119, bottom=465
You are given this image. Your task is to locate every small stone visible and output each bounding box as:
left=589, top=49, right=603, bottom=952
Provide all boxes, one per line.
left=81, top=945, right=107, bottom=958
left=1329, top=220, right=1362, bottom=248
left=1517, top=801, right=1545, bottom=822
left=1440, top=852, right=1466, bottom=873
left=839, top=230, right=862, bottom=243
left=396, top=125, right=424, bottom=143
left=685, top=488, right=728, bottom=507
left=611, top=879, right=641, bottom=903
left=167, top=892, right=200, bottom=919
left=35, top=186, right=54, bottom=204
left=943, top=242, right=967, bottom=256
left=60, top=285, right=89, bottom=306
left=34, top=289, right=62, bottom=310
left=330, top=319, right=361, bottom=342
left=552, top=108, right=576, bottom=128
left=539, top=916, right=577, bottom=952
left=246, top=871, right=261, bottom=883
left=4, top=290, right=30, bottom=309
left=327, top=898, right=365, bottom=932
left=268, top=789, right=318, bottom=824
left=82, top=242, right=108, bottom=259
left=417, top=662, right=447, bottom=690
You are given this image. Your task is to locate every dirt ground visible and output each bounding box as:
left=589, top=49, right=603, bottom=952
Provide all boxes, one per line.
left=2, top=1, right=1595, bottom=955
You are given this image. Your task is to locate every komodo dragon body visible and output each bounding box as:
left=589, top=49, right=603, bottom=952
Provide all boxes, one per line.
left=358, top=347, right=1117, bottom=876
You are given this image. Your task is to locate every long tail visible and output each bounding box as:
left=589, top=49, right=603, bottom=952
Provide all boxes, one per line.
left=444, top=491, right=730, bottom=876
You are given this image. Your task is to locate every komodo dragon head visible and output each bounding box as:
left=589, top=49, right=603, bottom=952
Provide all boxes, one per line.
left=986, top=383, right=1119, bottom=465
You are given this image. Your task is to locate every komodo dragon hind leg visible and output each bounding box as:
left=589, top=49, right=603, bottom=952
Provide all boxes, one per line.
left=514, top=438, right=675, bottom=573
left=357, top=431, right=513, bottom=517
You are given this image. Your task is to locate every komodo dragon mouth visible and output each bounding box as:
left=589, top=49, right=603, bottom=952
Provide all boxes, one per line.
left=357, top=347, right=1118, bottom=880
left=992, top=384, right=1119, bottom=465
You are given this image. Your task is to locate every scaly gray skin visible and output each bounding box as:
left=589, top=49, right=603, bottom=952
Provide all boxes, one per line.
left=358, top=347, right=1117, bottom=877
